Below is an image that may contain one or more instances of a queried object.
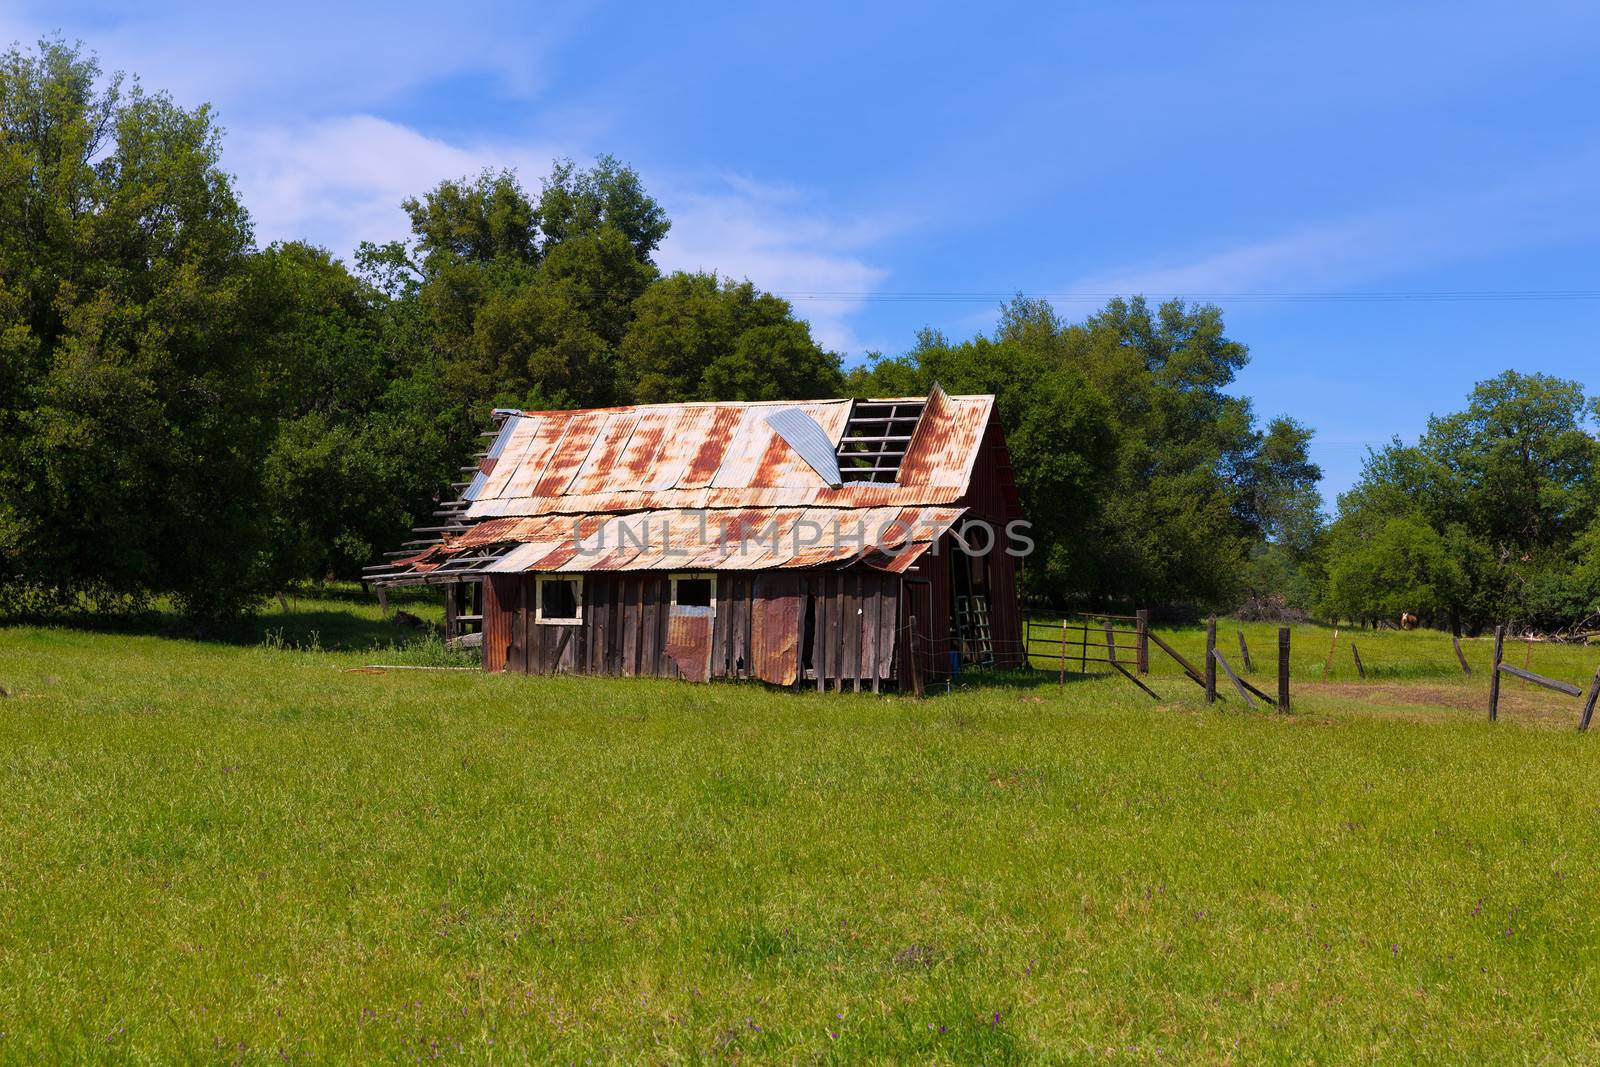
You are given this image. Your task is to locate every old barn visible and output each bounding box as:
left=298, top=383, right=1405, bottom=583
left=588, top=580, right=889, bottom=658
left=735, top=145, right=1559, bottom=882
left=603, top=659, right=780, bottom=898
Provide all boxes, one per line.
left=371, top=385, right=1026, bottom=690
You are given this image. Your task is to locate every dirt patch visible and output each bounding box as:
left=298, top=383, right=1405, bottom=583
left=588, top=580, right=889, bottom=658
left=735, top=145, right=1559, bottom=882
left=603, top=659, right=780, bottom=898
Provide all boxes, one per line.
left=1310, top=680, right=1586, bottom=728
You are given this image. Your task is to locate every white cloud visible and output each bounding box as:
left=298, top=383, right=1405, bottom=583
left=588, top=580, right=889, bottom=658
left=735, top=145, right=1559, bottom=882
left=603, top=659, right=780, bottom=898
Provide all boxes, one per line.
left=655, top=177, right=890, bottom=354
left=228, top=115, right=567, bottom=258
left=228, top=117, right=892, bottom=354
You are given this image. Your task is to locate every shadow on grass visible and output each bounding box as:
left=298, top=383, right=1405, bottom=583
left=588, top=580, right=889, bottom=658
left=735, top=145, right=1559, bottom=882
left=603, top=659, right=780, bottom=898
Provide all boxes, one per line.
left=0, top=583, right=445, bottom=653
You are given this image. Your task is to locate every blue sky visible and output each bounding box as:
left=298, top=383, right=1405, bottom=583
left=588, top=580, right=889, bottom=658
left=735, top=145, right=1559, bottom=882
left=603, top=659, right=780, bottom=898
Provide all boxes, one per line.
left=7, top=1, right=1600, bottom=504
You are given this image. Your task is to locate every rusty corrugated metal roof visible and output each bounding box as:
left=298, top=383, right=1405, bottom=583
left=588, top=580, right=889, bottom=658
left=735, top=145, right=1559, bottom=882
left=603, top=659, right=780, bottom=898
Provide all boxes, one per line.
left=435, top=505, right=967, bottom=574
left=461, top=391, right=993, bottom=519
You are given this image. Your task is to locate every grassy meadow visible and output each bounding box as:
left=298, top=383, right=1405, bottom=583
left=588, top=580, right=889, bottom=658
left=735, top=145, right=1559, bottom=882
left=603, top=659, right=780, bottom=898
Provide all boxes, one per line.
left=2, top=593, right=1600, bottom=1061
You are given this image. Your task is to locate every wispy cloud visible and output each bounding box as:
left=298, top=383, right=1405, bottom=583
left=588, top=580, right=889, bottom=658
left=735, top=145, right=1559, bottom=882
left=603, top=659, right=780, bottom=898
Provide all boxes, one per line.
left=228, top=115, right=567, bottom=256
left=228, top=117, right=891, bottom=354
left=1067, top=146, right=1600, bottom=304
left=655, top=176, right=891, bottom=354
left=1, top=1, right=585, bottom=115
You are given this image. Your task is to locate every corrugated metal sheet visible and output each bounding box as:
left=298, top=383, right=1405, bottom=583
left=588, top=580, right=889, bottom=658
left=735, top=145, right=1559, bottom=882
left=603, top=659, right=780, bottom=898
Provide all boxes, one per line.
left=764, top=408, right=843, bottom=487
left=420, top=504, right=965, bottom=574
left=461, top=392, right=994, bottom=519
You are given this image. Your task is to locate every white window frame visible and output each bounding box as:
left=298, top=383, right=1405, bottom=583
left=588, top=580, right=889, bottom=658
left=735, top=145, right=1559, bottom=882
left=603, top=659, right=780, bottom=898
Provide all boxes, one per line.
left=669, top=572, right=717, bottom=617
left=534, top=574, right=584, bottom=625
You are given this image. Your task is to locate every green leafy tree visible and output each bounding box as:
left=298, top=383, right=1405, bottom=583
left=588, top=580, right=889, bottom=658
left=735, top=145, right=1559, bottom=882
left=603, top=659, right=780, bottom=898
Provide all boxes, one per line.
left=623, top=273, right=843, bottom=402
left=849, top=296, right=1320, bottom=609
left=1323, top=371, right=1599, bottom=631
left=0, top=39, right=266, bottom=624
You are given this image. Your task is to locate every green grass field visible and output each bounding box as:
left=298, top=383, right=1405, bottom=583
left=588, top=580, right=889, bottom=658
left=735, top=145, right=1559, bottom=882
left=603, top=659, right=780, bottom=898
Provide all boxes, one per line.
left=3, top=594, right=1600, bottom=1062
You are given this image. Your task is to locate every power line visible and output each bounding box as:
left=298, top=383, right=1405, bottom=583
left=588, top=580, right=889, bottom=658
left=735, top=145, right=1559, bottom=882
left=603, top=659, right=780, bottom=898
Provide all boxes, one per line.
left=771, top=289, right=1600, bottom=304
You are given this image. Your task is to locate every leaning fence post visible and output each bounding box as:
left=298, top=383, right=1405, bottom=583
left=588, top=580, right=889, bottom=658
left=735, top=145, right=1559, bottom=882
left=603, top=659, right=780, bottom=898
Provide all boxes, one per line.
left=1136, top=609, right=1149, bottom=674
left=1488, top=625, right=1504, bottom=722
left=1237, top=629, right=1253, bottom=672
left=1205, top=616, right=1218, bottom=703
left=1581, top=665, right=1600, bottom=732
left=1452, top=634, right=1472, bottom=676
left=1350, top=641, right=1366, bottom=680
left=1277, top=627, right=1291, bottom=712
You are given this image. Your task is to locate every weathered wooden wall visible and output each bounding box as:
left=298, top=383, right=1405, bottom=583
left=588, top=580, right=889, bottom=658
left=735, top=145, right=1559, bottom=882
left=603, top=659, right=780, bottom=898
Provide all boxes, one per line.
left=484, top=569, right=901, bottom=688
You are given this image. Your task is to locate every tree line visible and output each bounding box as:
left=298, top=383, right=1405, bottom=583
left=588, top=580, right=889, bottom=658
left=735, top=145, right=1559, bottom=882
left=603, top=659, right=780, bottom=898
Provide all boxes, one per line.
left=12, top=39, right=1587, bottom=635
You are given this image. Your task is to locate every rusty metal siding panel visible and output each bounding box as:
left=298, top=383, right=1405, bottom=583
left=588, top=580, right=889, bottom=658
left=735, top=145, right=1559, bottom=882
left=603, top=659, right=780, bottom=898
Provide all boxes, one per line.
left=483, top=575, right=516, bottom=672
left=665, top=613, right=713, bottom=683
left=750, top=573, right=801, bottom=685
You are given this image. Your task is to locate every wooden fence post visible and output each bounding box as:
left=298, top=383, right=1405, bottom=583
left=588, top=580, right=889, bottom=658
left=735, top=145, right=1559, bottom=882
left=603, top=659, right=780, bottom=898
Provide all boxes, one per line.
left=376, top=585, right=390, bottom=617
left=1350, top=641, right=1366, bottom=680
left=1452, top=634, right=1471, bottom=676
left=1488, top=625, right=1504, bottom=722
left=1058, top=619, right=1067, bottom=692
left=1205, top=616, right=1218, bottom=703
left=1104, top=620, right=1118, bottom=664
left=1524, top=635, right=1533, bottom=670
left=1277, top=627, right=1291, bottom=713
left=1323, top=628, right=1339, bottom=681
left=1581, top=665, right=1600, bottom=732
left=1237, top=630, right=1253, bottom=672
left=1136, top=609, right=1149, bottom=674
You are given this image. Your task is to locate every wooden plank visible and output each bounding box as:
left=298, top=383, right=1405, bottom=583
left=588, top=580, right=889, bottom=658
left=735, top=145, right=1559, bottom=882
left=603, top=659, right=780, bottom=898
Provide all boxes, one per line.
left=1111, top=660, right=1160, bottom=700
left=1205, top=617, right=1218, bottom=703
left=845, top=572, right=861, bottom=693
left=816, top=574, right=829, bottom=693
left=1350, top=641, right=1366, bottom=680
left=1277, top=627, right=1291, bottom=713
left=1452, top=634, right=1472, bottom=676
left=1103, top=621, right=1117, bottom=664
left=1497, top=662, right=1582, bottom=697
left=637, top=578, right=656, bottom=677
left=621, top=577, right=640, bottom=677
left=742, top=574, right=754, bottom=677
left=609, top=579, right=623, bottom=675
left=1580, top=666, right=1600, bottom=732
left=714, top=574, right=733, bottom=677
left=656, top=577, right=671, bottom=676
left=833, top=572, right=848, bottom=689
left=1147, top=630, right=1205, bottom=687
left=866, top=576, right=882, bottom=693
left=1488, top=625, right=1504, bottom=721
left=878, top=578, right=897, bottom=688
left=1211, top=648, right=1254, bottom=708
left=547, top=627, right=572, bottom=675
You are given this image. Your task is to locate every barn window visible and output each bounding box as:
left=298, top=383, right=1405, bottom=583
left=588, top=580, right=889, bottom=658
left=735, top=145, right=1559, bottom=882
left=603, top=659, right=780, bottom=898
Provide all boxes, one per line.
left=535, top=575, right=582, bottom=624
left=670, top=573, right=716, bottom=616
